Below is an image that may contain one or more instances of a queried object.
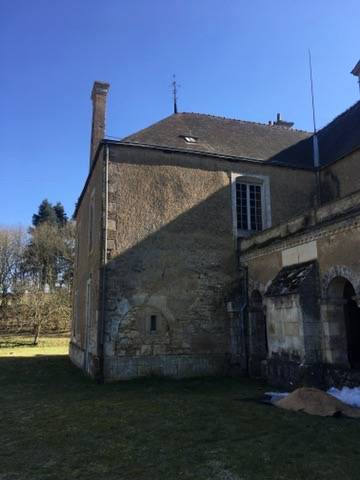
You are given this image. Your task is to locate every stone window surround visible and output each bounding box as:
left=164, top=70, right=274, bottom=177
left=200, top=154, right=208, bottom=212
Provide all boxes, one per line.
left=75, top=220, right=81, bottom=269
left=88, top=188, right=96, bottom=254
left=85, top=275, right=92, bottom=349
left=231, top=172, right=271, bottom=238
left=149, top=314, right=157, bottom=334
left=72, top=289, right=78, bottom=341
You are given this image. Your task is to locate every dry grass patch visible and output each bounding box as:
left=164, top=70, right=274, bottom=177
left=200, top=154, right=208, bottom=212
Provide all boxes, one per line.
left=0, top=334, right=69, bottom=357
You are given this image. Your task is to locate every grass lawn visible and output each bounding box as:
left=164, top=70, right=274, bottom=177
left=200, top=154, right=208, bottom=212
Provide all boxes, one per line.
left=0, top=335, right=69, bottom=357
left=1, top=345, right=360, bottom=479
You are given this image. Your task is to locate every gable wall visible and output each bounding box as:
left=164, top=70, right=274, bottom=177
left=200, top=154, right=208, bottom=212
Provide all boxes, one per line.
left=102, top=145, right=315, bottom=379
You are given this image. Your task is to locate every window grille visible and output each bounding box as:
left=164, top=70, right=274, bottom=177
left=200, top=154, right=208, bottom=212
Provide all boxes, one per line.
left=236, top=182, right=263, bottom=231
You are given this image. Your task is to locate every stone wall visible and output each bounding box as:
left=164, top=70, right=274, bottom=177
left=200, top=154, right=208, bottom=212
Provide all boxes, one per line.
left=240, top=188, right=360, bottom=387
left=104, top=354, right=226, bottom=380
left=70, top=146, right=105, bottom=376
left=101, top=144, right=317, bottom=380
left=321, top=149, right=360, bottom=203
left=103, top=146, right=235, bottom=379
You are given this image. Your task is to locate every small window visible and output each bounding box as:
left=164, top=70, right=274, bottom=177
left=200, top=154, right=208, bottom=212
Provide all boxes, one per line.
left=236, top=182, right=263, bottom=231
left=150, top=315, right=157, bottom=332
left=179, top=135, right=198, bottom=143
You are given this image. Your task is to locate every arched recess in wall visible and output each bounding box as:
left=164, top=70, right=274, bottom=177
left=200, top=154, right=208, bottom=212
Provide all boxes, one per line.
left=248, top=278, right=265, bottom=299
left=321, top=266, right=360, bottom=369
left=111, top=295, right=176, bottom=356
left=322, top=265, right=360, bottom=299
left=248, top=289, right=268, bottom=377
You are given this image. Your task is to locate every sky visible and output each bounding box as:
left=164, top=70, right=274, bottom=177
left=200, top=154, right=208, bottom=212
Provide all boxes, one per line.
left=1, top=0, right=359, bottom=226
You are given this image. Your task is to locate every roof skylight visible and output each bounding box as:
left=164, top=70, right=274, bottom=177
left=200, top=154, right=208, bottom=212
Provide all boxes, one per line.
left=179, top=135, right=198, bottom=143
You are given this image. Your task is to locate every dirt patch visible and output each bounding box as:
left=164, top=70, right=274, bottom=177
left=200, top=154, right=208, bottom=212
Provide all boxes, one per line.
left=275, top=387, right=360, bottom=417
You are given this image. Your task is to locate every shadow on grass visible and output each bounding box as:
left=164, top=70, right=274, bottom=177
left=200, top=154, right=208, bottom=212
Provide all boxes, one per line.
left=0, top=353, right=268, bottom=401
left=2, top=356, right=360, bottom=480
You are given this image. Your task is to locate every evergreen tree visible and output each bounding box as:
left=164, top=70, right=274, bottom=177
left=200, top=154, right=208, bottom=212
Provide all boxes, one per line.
left=32, top=199, right=57, bottom=227
left=54, top=202, right=68, bottom=226
left=25, top=200, right=74, bottom=290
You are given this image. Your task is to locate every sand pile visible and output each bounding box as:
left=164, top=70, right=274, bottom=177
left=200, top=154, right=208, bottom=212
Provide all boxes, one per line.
left=274, top=387, right=360, bottom=418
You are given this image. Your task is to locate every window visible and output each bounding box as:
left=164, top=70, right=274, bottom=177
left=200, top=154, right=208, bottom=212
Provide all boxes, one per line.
left=179, top=135, right=198, bottom=143
left=85, top=276, right=92, bottom=350
left=72, top=290, right=78, bottom=340
left=76, top=221, right=81, bottom=269
left=88, top=190, right=95, bottom=252
left=231, top=173, right=271, bottom=236
left=150, top=315, right=157, bottom=332
left=236, top=182, right=262, bottom=231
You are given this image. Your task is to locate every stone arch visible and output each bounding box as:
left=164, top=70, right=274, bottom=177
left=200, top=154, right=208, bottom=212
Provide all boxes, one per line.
left=321, top=268, right=360, bottom=368
left=322, top=265, right=360, bottom=300
left=250, top=289, right=263, bottom=306
left=248, top=289, right=268, bottom=377
left=110, top=294, right=176, bottom=356
left=248, top=278, right=265, bottom=300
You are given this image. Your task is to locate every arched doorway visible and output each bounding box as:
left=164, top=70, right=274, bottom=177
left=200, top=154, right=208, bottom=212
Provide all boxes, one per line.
left=325, top=276, right=360, bottom=368
left=343, top=281, right=360, bottom=368
left=248, top=290, right=268, bottom=376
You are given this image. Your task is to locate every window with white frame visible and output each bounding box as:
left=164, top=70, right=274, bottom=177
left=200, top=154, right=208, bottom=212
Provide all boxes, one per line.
left=88, top=190, right=95, bottom=253
left=72, top=289, right=79, bottom=340
left=76, top=221, right=81, bottom=268
left=85, top=277, right=92, bottom=336
left=231, top=173, right=271, bottom=236
left=236, top=182, right=262, bottom=231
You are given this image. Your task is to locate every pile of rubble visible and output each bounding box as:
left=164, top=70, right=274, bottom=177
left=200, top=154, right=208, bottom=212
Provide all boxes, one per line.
left=271, top=387, right=360, bottom=418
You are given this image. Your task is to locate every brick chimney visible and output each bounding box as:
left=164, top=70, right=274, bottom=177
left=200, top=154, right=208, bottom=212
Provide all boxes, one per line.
left=273, top=113, right=294, bottom=129
left=89, top=81, right=110, bottom=169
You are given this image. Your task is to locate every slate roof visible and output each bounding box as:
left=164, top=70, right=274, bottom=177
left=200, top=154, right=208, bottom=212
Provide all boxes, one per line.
left=121, top=112, right=311, bottom=163
left=265, top=261, right=316, bottom=297
left=269, top=101, right=360, bottom=168
left=119, top=100, right=360, bottom=169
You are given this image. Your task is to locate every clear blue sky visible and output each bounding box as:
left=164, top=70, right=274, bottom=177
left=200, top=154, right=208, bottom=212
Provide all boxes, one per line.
left=1, top=0, right=359, bottom=226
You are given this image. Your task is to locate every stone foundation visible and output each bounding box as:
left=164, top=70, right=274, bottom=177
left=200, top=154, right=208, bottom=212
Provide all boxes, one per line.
left=69, top=341, right=101, bottom=379
left=69, top=341, right=85, bottom=370
left=104, top=354, right=227, bottom=381
left=264, top=353, right=360, bottom=390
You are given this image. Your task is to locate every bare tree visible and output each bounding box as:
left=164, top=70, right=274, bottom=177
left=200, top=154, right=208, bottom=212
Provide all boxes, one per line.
left=0, top=201, right=74, bottom=341
left=0, top=227, right=26, bottom=305
left=25, top=287, right=71, bottom=344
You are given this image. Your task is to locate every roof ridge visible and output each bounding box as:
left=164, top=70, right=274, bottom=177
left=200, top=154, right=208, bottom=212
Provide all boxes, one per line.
left=178, top=111, right=311, bottom=135
left=317, top=100, right=360, bottom=135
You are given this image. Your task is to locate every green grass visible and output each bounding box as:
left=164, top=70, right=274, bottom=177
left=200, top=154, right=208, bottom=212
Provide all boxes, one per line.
left=1, top=353, right=360, bottom=479
left=0, top=335, right=69, bottom=356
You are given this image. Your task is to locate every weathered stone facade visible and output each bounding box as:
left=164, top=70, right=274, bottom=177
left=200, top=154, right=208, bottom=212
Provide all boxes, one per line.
left=240, top=189, right=360, bottom=388
left=70, top=77, right=360, bottom=388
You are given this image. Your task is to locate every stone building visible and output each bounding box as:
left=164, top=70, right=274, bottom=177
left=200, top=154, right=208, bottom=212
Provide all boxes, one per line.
left=70, top=63, right=360, bottom=387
